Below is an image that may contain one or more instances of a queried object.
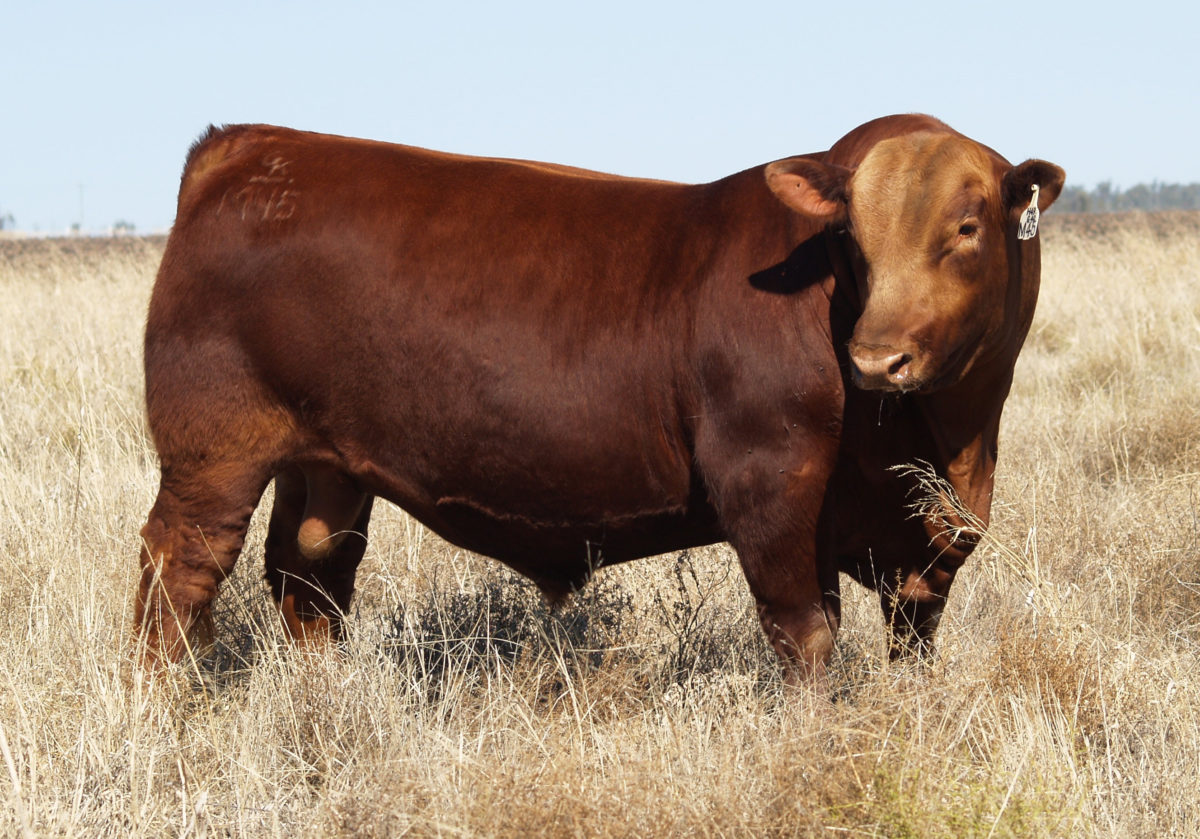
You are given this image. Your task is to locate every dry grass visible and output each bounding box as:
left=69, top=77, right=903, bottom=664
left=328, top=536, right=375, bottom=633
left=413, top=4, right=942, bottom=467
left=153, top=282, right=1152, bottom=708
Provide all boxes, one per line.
left=1, top=214, right=1197, bottom=836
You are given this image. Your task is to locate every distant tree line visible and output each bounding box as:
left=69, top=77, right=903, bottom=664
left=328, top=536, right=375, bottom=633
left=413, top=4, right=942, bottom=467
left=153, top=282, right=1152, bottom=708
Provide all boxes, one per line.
left=1055, top=182, right=1200, bottom=213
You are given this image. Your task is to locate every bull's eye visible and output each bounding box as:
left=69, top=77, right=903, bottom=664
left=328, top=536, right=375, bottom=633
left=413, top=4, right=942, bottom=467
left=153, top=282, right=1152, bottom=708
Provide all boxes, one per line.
left=958, top=223, right=979, bottom=238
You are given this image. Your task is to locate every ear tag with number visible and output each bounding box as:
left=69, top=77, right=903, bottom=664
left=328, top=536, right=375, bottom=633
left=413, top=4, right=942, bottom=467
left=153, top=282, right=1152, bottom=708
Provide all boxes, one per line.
left=1017, top=184, right=1040, bottom=240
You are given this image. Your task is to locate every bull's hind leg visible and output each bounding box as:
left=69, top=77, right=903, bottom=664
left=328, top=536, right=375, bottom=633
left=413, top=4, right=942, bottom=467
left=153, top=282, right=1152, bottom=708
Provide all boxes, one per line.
left=264, top=465, right=373, bottom=644
left=136, top=462, right=273, bottom=668
left=136, top=326, right=298, bottom=669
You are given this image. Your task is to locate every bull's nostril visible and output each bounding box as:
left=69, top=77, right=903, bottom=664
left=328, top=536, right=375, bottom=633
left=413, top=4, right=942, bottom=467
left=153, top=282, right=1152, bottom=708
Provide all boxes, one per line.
left=887, top=353, right=912, bottom=380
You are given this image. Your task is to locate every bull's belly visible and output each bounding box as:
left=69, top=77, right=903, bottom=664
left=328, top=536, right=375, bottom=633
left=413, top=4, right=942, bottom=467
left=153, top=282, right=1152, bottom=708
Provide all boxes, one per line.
left=418, top=492, right=723, bottom=590
left=336, top=440, right=722, bottom=585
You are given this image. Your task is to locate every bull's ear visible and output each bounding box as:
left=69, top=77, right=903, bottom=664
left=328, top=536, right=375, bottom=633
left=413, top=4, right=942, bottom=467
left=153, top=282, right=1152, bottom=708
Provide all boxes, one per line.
left=765, top=158, right=851, bottom=223
left=1003, top=159, right=1066, bottom=213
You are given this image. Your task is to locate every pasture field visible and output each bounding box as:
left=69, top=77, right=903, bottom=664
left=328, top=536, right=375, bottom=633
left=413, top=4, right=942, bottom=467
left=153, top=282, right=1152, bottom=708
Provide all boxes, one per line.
left=0, top=214, right=1198, bottom=837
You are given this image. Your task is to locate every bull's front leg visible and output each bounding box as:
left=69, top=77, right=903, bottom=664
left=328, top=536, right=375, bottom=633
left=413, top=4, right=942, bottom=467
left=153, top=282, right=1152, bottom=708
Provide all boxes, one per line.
left=879, top=566, right=953, bottom=660
left=879, top=467, right=985, bottom=660
left=741, top=522, right=842, bottom=686
left=877, top=527, right=970, bottom=660
left=711, top=450, right=842, bottom=687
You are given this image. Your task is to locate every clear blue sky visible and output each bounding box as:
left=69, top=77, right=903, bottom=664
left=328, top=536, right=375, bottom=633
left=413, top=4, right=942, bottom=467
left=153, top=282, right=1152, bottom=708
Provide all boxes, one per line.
left=3, top=1, right=1197, bottom=234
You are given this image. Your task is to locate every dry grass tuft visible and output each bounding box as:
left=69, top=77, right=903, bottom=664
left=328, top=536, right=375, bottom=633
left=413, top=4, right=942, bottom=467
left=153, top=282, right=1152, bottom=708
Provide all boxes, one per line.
left=1, top=216, right=1198, bottom=836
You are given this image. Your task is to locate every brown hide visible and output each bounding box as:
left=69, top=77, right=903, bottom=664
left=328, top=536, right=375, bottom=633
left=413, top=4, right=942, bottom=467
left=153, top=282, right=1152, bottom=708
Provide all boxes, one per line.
left=136, top=116, right=1062, bottom=681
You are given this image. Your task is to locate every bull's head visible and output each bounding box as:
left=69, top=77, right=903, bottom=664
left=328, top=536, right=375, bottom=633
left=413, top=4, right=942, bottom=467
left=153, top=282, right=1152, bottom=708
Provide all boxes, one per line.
left=766, top=132, right=1064, bottom=393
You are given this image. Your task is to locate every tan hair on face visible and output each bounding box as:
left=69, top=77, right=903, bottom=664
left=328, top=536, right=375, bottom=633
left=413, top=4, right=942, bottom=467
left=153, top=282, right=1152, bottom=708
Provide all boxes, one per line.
left=849, top=132, right=997, bottom=272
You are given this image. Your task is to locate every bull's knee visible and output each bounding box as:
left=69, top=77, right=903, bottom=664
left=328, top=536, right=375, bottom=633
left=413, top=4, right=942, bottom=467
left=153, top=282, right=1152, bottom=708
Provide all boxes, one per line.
left=758, top=602, right=839, bottom=684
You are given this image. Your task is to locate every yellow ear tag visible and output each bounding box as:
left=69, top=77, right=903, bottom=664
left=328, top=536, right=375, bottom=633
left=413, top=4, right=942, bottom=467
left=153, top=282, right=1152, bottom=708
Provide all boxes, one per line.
left=1017, top=184, right=1040, bottom=240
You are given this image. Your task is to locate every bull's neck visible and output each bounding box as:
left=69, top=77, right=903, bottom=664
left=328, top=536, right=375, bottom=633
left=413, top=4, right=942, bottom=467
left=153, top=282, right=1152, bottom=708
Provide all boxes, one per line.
left=718, top=166, right=819, bottom=257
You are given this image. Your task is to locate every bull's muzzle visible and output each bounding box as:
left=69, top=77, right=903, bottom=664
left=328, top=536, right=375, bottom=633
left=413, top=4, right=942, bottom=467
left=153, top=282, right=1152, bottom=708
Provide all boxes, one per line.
left=849, top=344, right=914, bottom=391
